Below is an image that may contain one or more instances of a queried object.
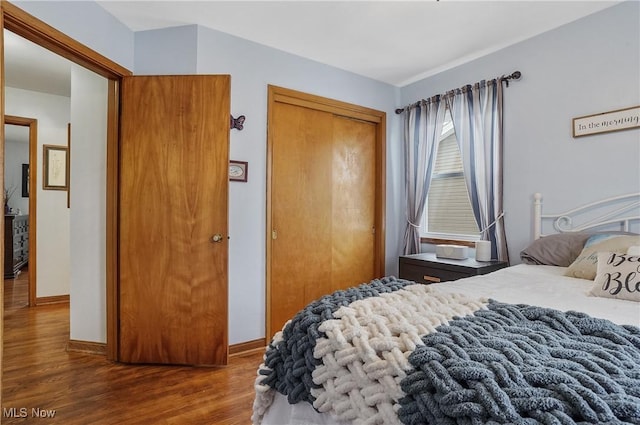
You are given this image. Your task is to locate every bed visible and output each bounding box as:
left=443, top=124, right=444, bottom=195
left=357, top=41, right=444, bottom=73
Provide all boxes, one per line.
left=253, top=193, right=640, bottom=425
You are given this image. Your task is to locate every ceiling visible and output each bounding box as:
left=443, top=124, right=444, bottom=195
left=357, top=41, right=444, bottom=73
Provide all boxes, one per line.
left=96, top=0, right=621, bottom=87
left=4, top=30, right=72, bottom=97
left=2, top=0, right=623, bottom=103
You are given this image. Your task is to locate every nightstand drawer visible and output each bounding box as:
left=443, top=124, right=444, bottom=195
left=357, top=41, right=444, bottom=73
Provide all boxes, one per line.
left=399, top=262, right=469, bottom=284
left=399, top=252, right=508, bottom=284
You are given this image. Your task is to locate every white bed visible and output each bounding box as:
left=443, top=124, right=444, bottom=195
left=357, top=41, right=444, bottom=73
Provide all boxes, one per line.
left=435, top=264, right=640, bottom=327
left=254, top=193, right=640, bottom=425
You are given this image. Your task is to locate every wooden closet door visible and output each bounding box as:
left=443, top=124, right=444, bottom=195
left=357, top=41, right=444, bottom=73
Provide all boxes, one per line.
left=270, top=102, right=334, bottom=332
left=268, top=89, right=383, bottom=338
left=331, top=116, right=376, bottom=292
left=119, top=75, right=230, bottom=365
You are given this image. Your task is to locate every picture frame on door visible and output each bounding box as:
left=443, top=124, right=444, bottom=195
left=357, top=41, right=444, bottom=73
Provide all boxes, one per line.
left=43, top=145, right=69, bottom=190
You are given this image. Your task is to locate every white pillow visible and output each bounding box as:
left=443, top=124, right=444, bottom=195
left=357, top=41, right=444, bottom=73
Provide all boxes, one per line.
left=590, top=252, right=640, bottom=302
left=565, top=235, right=640, bottom=280
left=627, top=245, right=640, bottom=256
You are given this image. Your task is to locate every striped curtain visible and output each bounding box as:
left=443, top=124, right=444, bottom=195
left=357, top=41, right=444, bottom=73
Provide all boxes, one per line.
left=446, top=80, right=509, bottom=262
left=402, top=98, right=445, bottom=255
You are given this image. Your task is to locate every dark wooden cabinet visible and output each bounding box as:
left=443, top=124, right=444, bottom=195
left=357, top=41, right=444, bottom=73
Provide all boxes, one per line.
left=4, top=214, right=29, bottom=278
left=399, top=252, right=507, bottom=284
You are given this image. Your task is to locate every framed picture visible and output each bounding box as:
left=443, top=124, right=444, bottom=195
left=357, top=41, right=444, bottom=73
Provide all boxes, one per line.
left=229, top=160, right=248, bottom=182
left=21, top=164, right=29, bottom=197
left=43, top=145, right=68, bottom=190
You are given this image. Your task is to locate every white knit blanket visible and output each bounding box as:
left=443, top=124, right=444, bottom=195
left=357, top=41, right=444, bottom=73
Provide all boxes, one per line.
left=253, top=283, right=488, bottom=424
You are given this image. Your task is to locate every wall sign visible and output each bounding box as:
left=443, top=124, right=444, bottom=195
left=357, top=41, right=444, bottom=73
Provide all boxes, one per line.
left=572, top=105, right=640, bottom=138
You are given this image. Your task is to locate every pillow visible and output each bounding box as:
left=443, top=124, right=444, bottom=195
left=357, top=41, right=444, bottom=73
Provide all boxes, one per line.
left=565, top=234, right=640, bottom=280
left=628, top=246, right=640, bottom=256
left=590, top=251, right=640, bottom=301
left=520, top=233, right=592, bottom=266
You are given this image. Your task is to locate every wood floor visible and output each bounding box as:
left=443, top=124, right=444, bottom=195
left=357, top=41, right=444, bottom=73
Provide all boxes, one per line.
left=2, top=269, right=264, bottom=424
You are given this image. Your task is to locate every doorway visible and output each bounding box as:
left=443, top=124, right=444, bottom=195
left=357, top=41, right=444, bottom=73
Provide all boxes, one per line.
left=4, top=115, right=36, bottom=306
left=1, top=2, right=130, bottom=368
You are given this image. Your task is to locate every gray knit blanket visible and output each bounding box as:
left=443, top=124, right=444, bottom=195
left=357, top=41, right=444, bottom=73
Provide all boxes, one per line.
left=252, top=277, right=640, bottom=425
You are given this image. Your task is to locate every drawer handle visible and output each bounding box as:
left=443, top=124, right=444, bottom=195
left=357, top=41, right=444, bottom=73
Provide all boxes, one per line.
left=423, top=275, right=441, bottom=283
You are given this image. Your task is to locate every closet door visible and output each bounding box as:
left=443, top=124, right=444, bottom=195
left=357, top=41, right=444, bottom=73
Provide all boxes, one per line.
left=270, top=103, right=334, bottom=332
left=331, top=116, right=377, bottom=292
left=118, top=75, right=230, bottom=365
left=267, top=86, right=385, bottom=338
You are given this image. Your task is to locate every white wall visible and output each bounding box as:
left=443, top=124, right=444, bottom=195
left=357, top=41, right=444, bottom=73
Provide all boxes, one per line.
left=69, top=65, right=109, bottom=343
left=134, top=25, right=197, bottom=74
left=5, top=87, right=71, bottom=298
left=400, top=1, right=640, bottom=262
left=14, top=1, right=134, bottom=71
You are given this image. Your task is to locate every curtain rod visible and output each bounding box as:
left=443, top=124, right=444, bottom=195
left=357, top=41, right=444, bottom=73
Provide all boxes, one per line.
left=394, top=70, right=522, bottom=115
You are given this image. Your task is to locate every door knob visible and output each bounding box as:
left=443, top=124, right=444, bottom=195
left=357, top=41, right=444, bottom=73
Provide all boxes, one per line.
left=211, top=234, right=223, bottom=243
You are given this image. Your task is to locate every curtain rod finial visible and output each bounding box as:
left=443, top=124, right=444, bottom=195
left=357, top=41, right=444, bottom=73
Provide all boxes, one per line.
left=502, top=71, right=521, bottom=87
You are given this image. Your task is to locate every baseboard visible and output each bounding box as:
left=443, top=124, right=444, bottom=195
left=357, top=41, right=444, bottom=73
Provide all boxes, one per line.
left=65, top=337, right=264, bottom=357
left=36, top=294, right=70, bottom=305
left=66, top=339, right=107, bottom=356
left=229, top=338, right=266, bottom=356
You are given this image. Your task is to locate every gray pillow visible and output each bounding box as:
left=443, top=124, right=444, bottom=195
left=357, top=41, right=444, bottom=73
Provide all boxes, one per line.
left=521, top=231, right=639, bottom=267
left=520, top=233, right=592, bottom=266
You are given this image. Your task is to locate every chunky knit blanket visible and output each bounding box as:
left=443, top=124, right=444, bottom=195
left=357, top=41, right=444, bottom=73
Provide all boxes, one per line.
left=252, top=277, right=640, bottom=425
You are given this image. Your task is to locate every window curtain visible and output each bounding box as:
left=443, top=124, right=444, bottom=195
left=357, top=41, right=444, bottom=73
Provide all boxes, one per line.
left=402, top=98, right=445, bottom=255
left=446, top=79, right=509, bottom=262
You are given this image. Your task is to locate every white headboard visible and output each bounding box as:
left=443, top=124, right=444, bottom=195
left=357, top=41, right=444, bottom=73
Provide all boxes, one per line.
left=534, top=192, right=640, bottom=239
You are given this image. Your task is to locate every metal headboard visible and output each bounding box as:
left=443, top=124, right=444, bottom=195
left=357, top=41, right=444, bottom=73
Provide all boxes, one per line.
left=534, top=192, right=640, bottom=239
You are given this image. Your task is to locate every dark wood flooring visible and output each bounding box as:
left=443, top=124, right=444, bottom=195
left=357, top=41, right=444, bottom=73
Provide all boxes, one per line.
left=2, top=268, right=264, bottom=424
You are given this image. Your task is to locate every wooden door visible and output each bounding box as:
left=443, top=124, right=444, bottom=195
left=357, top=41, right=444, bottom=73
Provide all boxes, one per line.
left=331, top=116, right=377, bottom=292
left=270, top=103, right=334, bottom=330
left=267, top=86, right=385, bottom=338
left=119, top=75, right=230, bottom=365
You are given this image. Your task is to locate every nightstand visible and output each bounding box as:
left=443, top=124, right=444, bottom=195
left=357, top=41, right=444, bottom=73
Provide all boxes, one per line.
left=399, top=253, right=508, bottom=284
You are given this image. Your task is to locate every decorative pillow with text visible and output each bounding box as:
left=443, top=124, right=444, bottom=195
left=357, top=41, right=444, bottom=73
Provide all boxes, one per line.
left=565, top=235, right=640, bottom=280
left=590, top=252, right=640, bottom=302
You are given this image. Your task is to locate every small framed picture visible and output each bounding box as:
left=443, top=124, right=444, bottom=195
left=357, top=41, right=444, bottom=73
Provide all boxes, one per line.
left=43, top=145, right=68, bottom=190
left=229, top=160, right=248, bottom=182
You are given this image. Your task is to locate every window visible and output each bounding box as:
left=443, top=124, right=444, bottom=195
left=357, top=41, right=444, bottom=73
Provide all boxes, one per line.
left=422, top=111, right=479, bottom=241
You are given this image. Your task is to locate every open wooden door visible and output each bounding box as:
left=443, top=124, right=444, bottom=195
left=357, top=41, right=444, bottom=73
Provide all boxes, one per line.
left=118, top=75, right=230, bottom=365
